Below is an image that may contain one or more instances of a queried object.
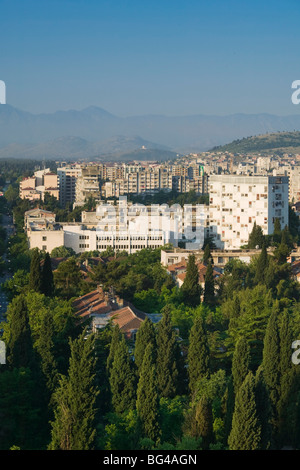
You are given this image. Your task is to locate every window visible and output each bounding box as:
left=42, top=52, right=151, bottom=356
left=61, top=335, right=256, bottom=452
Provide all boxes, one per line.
left=42, top=236, right=47, bottom=241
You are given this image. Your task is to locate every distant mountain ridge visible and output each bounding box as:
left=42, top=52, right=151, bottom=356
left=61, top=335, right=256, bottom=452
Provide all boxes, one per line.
left=1, top=105, right=300, bottom=159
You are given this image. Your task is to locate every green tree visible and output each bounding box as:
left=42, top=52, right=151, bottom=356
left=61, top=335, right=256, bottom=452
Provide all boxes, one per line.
left=5, top=294, right=35, bottom=370
left=181, top=255, right=201, bottom=307
left=203, top=260, right=215, bottom=306
left=40, top=252, right=54, bottom=297
left=136, top=342, right=161, bottom=443
left=35, top=308, right=59, bottom=400
left=156, top=307, right=180, bottom=398
left=187, top=314, right=210, bottom=395
left=195, top=396, right=214, bottom=450
left=232, top=336, right=251, bottom=394
left=228, top=371, right=261, bottom=450
left=49, top=331, right=99, bottom=450
left=0, top=368, right=44, bottom=450
left=106, top=324, right=121, bottom=375
left=28, top=248, right=41, bottom=293
left=255, top=366, right=273, bottom=450
left=262, top=304, right=281, bottom=431
left=248, top=222, right=265, bottom=249
left=53, top=257, right=83, bottom=299
left=50, top=246, right=76, bottom=258
left=272, top=218, right=282, bottom=245
left=109, top=334, right=136, bottom=414
left=202, top=244, right=212, bottom=265
left=134, top=316, right=157, bottom=375
left=254, top=243, right=269, bottom=285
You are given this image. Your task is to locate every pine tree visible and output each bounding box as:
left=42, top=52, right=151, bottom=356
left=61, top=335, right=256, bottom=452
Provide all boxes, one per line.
left=187, top=314, right=210, bottom=395
left=232, top=336, right=250, bottom=394
left=156, top=307, right=179, bottom=398
left=28, top=248, right=42, bottom=293
left=109, top=334, right=136, bottom=414
left=136, top=342, right=161, bottom=443
left=134, top=316, right=156, bottom=375
left=181, top=254, right=201, bottom=307
left=228, top=371, right=261, bottom=450
left=49, top=331, right=99, bottom=450
left=40, top=252, right=54, bottom=297
left=203, top=260, right=215, bottom=306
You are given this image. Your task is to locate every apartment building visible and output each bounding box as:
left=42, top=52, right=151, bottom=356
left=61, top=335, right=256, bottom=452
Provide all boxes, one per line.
left=57, top=165, right=82, bottom=206
left=208, top=175, right=289, bottom=249
left=74, top=165, right=102, bottom=206
left=20, top=169, right=59, bottom=201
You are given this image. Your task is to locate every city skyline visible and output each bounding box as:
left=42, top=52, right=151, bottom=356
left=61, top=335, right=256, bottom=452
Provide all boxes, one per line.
left=2, top=0, right=300, bottom=117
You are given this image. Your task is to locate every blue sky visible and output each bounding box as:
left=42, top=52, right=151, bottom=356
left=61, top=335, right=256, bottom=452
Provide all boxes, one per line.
left=1, top=0, right=300, bottom=116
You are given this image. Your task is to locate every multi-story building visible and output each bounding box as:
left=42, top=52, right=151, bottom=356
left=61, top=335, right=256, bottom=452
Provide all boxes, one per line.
left=57, top=165, right=82, bottom=206
left=20, top=169, right=59, bottom=201
left=74, top=165, right=102, bottom=206
left=208, top=175, right=289, bottom=249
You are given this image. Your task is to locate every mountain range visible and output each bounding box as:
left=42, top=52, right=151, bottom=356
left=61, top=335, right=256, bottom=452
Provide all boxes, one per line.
left=1, top=104, right=300, bottom=160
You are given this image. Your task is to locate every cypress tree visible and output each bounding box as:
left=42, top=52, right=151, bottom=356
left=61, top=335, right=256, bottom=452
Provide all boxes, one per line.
left=228, top=371, right=261, bottom=450
left=254, top=243, right=269, bottom=285
left=29, top=248, right=42, bottom=293
left=181, top=254, right=201, bottom=307
left=36, top=308, right=59, bottom=400
left=106, top=324, right=121, bottom=374
left=232, top=336, right=250, bottom=394
left=6, top=294, right=35, bottom=370
left=248, top=222, right=264, bottom=249
left=187, top=314, right=210, bottom=395
left=255, top=366, right=273, bottom=450
left=156, top=306, right=179, bottom=398
left=136, top=342, right=161, bottom=443
left=273, top=218, right=282, bottom=245
left=109, top=334, right=136, bottom=414
left=195, top=396, right=214, bottom=450
left=40, top=252, right=54, bottom=297
left=277, top=310, right=300, bottom=447
left=134, top=316, right=156, bottom=375
left=262, top=305, right=281, bottom=418
left=223, top=375, right=235, bottom=444
left=49, top=331, right=99, bottom=450
left=202, top=244, right=212, bottom=265
left=203, top=260, right=215, bottom=306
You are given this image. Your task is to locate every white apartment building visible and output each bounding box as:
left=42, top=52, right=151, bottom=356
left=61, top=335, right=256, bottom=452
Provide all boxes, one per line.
left=208, top=175, right=289, bottom=249
left=57, top=165, right=82, bottom=206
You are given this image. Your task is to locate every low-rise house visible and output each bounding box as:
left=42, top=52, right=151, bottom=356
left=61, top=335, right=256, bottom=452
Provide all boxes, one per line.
left=72, top=286, right=159, bottom=339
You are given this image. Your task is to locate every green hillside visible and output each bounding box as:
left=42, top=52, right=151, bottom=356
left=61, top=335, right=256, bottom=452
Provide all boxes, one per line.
left=210, top=131, right=300, bottom=154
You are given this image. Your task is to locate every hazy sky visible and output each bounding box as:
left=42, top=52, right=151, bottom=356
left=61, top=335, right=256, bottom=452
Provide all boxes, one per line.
left=1, top=0, right=300, bottom=116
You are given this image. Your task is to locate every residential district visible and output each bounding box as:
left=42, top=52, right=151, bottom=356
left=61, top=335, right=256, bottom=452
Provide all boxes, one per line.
left=1, top=148, right=300, bottom=451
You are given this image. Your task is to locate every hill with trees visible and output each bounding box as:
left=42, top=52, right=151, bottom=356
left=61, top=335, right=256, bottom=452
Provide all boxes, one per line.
left=211, top=131, right=300, bottom=154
